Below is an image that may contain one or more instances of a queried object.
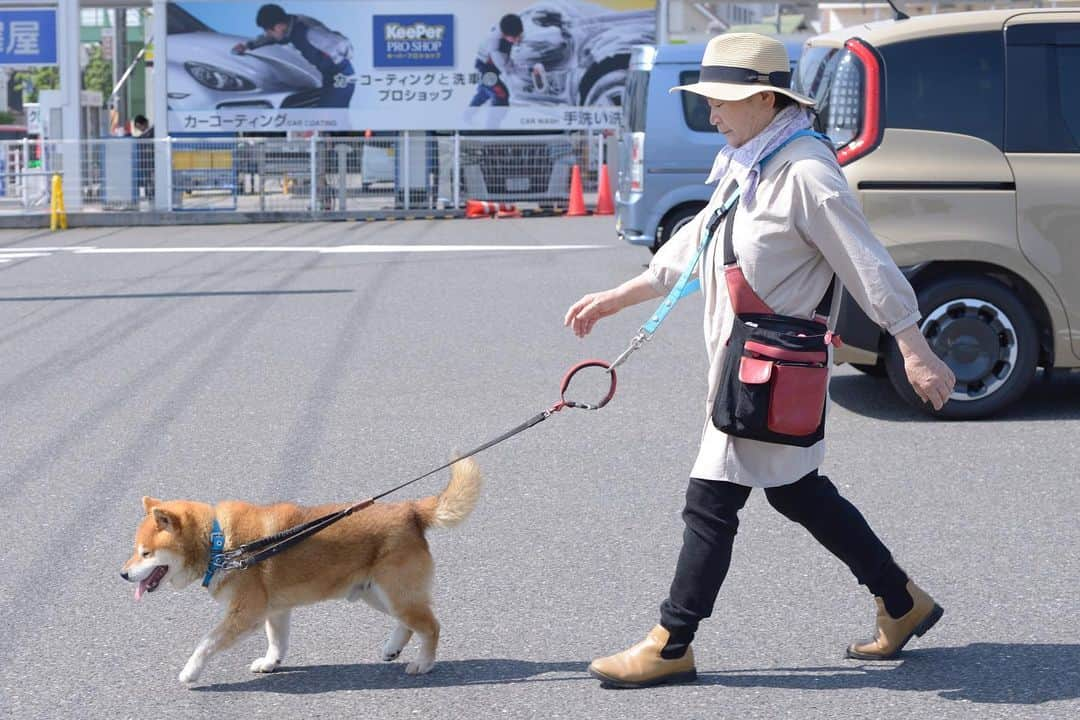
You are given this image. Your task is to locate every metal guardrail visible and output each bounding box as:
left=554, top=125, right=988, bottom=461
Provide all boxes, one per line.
left=0, top=131, right=615, bottom=217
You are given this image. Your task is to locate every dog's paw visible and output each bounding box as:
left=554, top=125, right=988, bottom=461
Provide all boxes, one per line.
left=382, top=648, right=402, bottom=662
left=250, top=657, right=281, bottom=673
left=405, top=659, right=434, bottom=675
left=178, top=665, right=202, bottom=684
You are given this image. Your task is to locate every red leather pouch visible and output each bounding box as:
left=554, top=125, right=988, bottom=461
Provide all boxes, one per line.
left=767, top=363, right=828, bottom=437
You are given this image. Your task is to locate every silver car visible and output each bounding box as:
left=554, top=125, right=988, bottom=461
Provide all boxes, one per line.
left=167, top=3, right=322, bottom=111
left=509, top=1, right=655, bottom=107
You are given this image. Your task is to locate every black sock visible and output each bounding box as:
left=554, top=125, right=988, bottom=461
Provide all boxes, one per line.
left=877, top=564, right=914, bottom=619
left=660, top=628, right=692, bottom=659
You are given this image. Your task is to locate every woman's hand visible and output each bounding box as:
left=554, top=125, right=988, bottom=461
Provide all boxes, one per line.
left=564, top=290, right=620, bottom=338
left=564, top=272, right=666, bottom=338
left=894, top=325, right=956, bottom=411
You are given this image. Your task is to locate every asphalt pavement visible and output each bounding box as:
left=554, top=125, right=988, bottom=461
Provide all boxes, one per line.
left=0, top=217, right=1076, bottom=719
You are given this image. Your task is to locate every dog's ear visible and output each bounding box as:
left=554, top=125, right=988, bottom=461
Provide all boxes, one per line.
left=142, top=496, right=162, bottom=514
left=151, top=507, right=180, bottom=532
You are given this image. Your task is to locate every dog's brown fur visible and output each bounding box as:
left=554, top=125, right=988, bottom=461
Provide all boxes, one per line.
left=121, top=458, right=481, bottom=684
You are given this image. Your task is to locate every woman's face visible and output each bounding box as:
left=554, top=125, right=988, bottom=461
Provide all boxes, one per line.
left=707, top=93, right=780, bottom=148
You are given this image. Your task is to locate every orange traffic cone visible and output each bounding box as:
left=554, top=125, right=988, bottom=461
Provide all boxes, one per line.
left=465, top=199, right=497, bottom=218
left=566, top=164, right=588, bottom=217
left=496, top=202, right=521, bottom=218
left=595, top=163, right=614, bottom=215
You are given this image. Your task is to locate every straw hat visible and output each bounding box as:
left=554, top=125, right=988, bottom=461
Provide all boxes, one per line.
left=670, top=33, right=814, bottom=106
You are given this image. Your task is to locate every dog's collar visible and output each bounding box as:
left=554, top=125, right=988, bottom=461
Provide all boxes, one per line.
left=201, top=518, right=226, bottom=588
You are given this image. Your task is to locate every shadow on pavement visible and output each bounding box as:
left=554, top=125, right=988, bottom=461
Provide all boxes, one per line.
left=195, top=659, right=590, bottom=693
left=699, top=643, right=1079, bottom=705
left=830, top=371, right=1080, bottom=422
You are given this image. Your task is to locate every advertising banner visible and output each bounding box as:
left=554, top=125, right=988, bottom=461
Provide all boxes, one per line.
left=166, top=0, right=655, bottom=133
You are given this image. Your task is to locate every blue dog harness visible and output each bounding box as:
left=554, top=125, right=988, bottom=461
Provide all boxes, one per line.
left=201, top=518, right=226, bottom=588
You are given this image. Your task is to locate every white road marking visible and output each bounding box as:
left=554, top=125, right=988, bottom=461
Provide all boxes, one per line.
left=0, top=247, right=85, bottom=252
left=0, top=246, right=92, bottom=264
left=0, top=252, right=52, bottom=261
left=68, top=244, right=608, bottom=255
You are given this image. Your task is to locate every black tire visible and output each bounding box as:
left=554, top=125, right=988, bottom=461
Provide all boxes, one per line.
left=884, top=274, right=1039, bottom=419
left=652, top=204, right=705, bottom=254
left=579, top=55, right=630, bottom=107
left=849, top=361, right=887, bottom=377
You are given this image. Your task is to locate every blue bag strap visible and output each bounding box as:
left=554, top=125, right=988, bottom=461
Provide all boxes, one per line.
left=641, top=190, right=738, bottom=335
left=607, top=129, right=834, bottom=373
left=639, top=129, right=830, bottom=336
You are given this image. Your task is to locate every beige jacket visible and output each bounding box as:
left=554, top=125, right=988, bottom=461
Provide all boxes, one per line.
left=649, top=135, right=920, bottom=487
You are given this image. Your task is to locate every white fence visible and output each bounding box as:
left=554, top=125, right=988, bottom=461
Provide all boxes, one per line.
left=0, top=131, right=614, bottom=216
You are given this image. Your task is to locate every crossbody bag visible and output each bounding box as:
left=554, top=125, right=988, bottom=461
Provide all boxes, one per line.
left=710, top=192, right=839, bottom=447
left=706, top=130, right=841, bottom=447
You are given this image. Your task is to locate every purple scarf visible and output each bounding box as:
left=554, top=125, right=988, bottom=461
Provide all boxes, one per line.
left=705, top=105, right=813, bottom=204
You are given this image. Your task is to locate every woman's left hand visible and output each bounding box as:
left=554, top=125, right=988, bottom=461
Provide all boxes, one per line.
left=894, top=325, right=956, bottom=410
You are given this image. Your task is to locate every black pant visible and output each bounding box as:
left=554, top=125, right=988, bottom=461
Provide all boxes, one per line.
left=658, top=470, right=908, bottom=652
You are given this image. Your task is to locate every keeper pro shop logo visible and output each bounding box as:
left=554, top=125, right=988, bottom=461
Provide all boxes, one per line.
left=373, top=15, right=454, bottom=67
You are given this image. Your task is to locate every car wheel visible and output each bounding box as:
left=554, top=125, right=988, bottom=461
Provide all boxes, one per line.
left=580, top=56, right=629, bottom=107
left=652, top=204, right=705, bottom=254
left=883, top=275, right=1039, bottom=419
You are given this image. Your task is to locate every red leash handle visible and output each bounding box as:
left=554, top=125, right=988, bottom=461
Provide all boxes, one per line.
left=557, top=359, right=617, bottom=411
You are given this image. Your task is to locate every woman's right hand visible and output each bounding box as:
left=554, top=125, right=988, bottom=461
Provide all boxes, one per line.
left=564, top=290, right=620, bottom=338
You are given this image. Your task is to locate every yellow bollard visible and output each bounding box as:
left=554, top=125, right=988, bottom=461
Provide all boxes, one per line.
left=49, top=174, right=58, bottom=230
left=50, top=174, right=68, bottom=231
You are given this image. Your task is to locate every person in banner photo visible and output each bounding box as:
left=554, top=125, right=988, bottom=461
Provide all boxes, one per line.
left=470, top=13, right=543, bottom=108
left=232, top=3, right=355, bottom=108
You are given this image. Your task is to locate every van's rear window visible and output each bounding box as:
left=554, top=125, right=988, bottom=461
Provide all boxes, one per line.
left=793, top=47, right=838, bottom=103
left=793, top=47, right=860, bottom=148
left=678, top=71, right=712, bottom=133
left=623, top=70, right=649, bottom=133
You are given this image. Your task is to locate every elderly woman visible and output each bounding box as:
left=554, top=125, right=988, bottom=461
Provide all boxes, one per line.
left=564, top=33, right=956, bottom=688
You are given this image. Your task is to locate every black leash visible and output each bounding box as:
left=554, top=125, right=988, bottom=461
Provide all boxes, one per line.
left=211, top=360, right=618, bottom=574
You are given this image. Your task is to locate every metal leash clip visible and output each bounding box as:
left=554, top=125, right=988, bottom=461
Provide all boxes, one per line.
left=608, top=330, right=651, bottom=374
left=212, top=550, right=248, bottom=572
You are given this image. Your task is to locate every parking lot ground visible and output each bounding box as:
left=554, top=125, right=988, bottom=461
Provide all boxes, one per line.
left=0, top=218, right=1076, bottom=719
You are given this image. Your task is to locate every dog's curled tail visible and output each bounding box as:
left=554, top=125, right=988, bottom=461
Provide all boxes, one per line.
left=417, top=456, right=482, bottom=529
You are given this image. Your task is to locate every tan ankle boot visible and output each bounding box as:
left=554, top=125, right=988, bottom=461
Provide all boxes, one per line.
left=847, top=580, right=944, bottom=660
left=588, top=625, right=697, bottom=688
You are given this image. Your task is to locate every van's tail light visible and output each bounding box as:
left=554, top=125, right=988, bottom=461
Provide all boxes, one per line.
left=834, top=38, right=882, bottom=166
left=629, top=131, right=645, bottom=192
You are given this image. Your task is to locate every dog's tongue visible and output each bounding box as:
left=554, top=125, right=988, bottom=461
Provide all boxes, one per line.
left=134, top=566, right=166, bottom=601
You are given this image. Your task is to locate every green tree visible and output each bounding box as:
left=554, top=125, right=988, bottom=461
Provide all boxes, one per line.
left=11, top=45, right=113, bottom=106
left=13, top=66, right=58, bottom=103
left=82, top=44, right=113, bottom=102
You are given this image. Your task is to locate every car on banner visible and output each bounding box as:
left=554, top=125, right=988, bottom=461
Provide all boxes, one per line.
left=509, top=1, right=655, bottom=107
left=166, top=3, right=322, bottom=111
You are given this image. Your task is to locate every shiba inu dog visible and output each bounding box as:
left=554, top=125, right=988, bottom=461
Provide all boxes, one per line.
left=121, top=458, right=481, bottom=684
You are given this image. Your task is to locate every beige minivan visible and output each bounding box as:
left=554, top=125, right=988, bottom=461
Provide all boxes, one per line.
left=793, top=9, right=1080, bottom=419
